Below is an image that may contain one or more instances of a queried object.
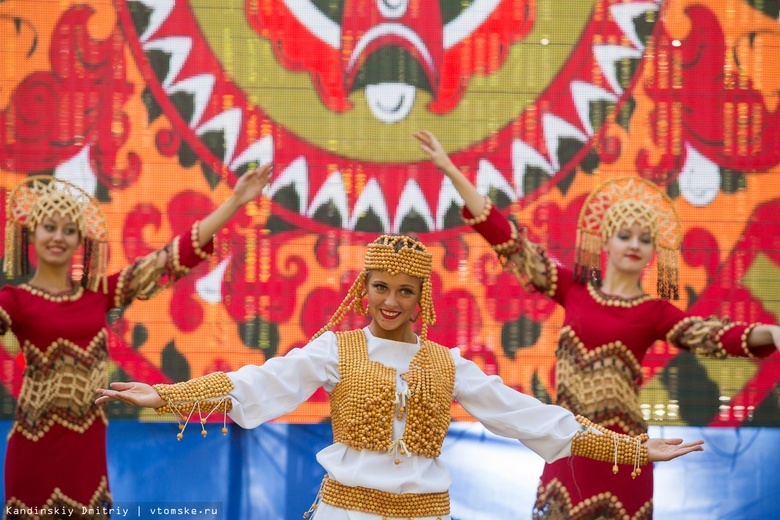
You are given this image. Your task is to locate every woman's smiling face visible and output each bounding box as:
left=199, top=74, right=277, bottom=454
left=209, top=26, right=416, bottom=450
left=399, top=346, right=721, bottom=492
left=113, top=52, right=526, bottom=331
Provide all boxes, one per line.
left=365, top=270, right=421, bottom=342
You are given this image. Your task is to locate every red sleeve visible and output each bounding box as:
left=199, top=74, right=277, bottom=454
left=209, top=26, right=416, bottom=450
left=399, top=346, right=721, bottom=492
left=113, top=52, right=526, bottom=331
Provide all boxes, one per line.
left=170, top=219, right=215, bottom=272
left=659, top=300, right=774, bottom=359
left=108, top=220, right=214, bottom=310
left=461, top=198, right=521, bottom=256
left=539, top=260, right=574, bottom=307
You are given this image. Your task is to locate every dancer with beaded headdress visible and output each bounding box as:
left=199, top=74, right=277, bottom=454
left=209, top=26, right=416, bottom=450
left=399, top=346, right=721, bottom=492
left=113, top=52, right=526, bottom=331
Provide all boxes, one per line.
left=97, top=234, right=704, bottom=520
left=1, top=164, right=271, bottom=520
left=413, top=130, right=780, bottom=519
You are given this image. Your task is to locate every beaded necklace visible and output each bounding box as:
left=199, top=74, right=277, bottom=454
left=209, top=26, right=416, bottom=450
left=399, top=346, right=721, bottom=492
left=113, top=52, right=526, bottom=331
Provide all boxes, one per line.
left=20, top=282, right=84, bottom=303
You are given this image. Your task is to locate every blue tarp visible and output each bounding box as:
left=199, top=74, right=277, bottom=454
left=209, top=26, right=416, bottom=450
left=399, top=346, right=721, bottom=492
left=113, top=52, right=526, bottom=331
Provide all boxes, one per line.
left=1, top=421, right=778, bottom=519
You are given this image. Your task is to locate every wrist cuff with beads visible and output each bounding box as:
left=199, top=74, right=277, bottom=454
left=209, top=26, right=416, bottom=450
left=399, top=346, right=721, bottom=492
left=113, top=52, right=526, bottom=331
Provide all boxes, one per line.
left=461, top=197, right=522, bottom=256
left=571, top=415, right=649, bottom=479
left=153, top=372, right=234, bottom=415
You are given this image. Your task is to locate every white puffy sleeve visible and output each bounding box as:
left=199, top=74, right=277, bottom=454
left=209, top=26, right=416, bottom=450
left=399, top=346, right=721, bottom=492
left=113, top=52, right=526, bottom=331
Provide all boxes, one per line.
left=451, top=348, right=581, bottom=463
left=227, top=332, right=340, bottom=429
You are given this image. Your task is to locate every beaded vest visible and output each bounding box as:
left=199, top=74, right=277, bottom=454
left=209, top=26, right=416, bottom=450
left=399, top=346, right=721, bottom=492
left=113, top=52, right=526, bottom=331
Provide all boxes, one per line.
left=330, top=330, right=455, bottom=458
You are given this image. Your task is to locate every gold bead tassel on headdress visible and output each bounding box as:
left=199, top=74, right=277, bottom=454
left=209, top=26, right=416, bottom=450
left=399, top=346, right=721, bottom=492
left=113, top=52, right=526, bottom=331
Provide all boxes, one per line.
left=4, top=175, right=109, bottom=292
left=312, top=235, right=436, bottom=341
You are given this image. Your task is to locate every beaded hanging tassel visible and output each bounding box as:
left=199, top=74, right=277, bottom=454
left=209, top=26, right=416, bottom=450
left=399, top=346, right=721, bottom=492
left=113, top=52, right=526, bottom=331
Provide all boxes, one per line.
left=571, top=415, right=649, bottom=478
left=575, top=177, right=681, bottom=300
left=4, top=175, right=109, bottom=292
left=153, top=372, right=234, bottom=439
left=311, top=235, right=436, bottom=341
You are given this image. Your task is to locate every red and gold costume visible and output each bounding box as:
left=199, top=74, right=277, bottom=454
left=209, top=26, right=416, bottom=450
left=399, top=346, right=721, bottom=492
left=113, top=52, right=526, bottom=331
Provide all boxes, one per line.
left=463, top=178, right=775, bottom=519
left=1, top=176, right=213, bottom=519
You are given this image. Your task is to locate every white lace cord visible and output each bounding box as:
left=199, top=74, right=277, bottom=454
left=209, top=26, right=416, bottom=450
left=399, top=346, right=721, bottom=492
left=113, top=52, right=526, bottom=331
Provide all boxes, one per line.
left=172, top=401, right=197, bottom=441
left=303, top=476, right=327, bottom=518
left=388, top=438, right=411, bottom=465
left=168, top=397, right=231, bottom=439
left=612, top=432, right=619, bottom=474
left=211, top=396, right=230, bottom=435
left=395, top=388, right=411, bottom=419
left=632, top=437, right=642, bottom=478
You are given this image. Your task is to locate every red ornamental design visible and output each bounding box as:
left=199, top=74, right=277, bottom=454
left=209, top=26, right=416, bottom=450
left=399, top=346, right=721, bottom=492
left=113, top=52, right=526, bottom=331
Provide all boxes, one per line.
left=0, top=6, right=140, bottom=188
left=248, top=0, right=535, bottom=113
left=639, top=6, right=780, bottom=182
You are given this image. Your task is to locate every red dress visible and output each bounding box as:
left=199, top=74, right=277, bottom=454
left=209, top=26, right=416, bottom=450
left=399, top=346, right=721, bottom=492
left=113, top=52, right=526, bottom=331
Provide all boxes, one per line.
left=1, top=223, right=212, bottom=520
left=532, top=264, right=775, bottom=519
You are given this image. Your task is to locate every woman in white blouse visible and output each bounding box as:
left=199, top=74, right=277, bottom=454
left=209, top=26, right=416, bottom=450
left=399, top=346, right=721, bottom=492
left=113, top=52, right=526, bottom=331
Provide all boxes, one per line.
left=96, top=234, right=703, bottom=520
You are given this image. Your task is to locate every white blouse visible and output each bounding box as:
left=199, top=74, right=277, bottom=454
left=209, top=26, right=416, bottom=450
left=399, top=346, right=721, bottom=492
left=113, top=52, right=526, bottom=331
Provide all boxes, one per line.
left=227, top=327, right=582, bottom=520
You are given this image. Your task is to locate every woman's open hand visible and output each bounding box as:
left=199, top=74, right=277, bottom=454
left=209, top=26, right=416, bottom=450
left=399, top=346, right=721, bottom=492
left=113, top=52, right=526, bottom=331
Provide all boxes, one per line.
left=231, top=162, right=272, bottom=207
left=95, top=382, right=165, bottom=409
left=645, top=437, right=704, bottom=462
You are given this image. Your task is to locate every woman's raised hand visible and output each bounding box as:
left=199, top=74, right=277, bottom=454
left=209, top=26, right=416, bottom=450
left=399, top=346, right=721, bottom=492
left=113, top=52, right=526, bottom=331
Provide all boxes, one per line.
left=231, top=162, right=273, bottom=207
left=413, top=130, right=456, bottom=175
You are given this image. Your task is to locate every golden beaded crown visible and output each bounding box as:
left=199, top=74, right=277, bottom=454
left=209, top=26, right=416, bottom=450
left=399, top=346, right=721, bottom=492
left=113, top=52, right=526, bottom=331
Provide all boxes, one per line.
left=363, top=235, right=433, bottom=278
left=4, top=175, right=108, bottom=292
left=575, top=177, right=682, bottom=299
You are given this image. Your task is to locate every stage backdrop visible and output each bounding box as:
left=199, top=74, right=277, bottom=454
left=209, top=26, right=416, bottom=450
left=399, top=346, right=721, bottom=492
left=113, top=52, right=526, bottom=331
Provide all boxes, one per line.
left=0, top=0, right=779, bottom=431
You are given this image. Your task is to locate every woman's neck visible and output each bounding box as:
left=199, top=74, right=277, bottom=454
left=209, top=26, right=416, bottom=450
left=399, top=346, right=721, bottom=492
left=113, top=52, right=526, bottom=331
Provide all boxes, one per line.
left=28, top=268, right=73, bottom=293
left=368, top=322, right=417, bottom=344
left=599, top=269, right=644, bottom=298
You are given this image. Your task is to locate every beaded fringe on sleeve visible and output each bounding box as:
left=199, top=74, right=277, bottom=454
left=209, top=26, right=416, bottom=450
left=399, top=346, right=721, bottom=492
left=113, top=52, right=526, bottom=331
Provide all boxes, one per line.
left=462, top=196, right=556, bottom=296
left=666, top=316, right=760, bottom=359
left=153, top=372, right=233, bottom=440
left=571, top=415, right=649, bottom=479
left=114, top=221, right=212, bottom=307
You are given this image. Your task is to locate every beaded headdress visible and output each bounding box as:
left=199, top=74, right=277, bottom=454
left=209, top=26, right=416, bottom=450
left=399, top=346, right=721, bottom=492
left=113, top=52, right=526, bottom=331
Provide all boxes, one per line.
left=312, top=235, right=436, bottom=341
left=4, top=175, right=108, bottom=292
left=574, top=177, right=681, bottom=299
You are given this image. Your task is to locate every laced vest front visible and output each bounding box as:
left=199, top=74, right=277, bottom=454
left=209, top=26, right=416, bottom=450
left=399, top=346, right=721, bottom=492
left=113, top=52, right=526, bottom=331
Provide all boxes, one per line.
left=329, top=330, right=455, bottom=458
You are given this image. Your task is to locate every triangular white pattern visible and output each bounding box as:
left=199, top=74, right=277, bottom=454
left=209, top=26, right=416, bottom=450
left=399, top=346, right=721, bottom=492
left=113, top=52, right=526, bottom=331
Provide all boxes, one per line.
left=476, top=158, right=517, bottom=202
left=394, top=179, right=434, bottom=233
left=435, top=177, right=464, bottom=230
left=610, top=2, right=660, bottom=51
left=592, top=45, right=643, bottom=95
left=164, top=74, right=217, bottom=129
left=141, top=37, right=193, bottom=89
left=196, top=108, right=243, bottom=165
left=511, top=139, right=553, bottom=198
left=570, top=80, right=619, bottom=136
left=541, top=113, right=588, bottom=171
left=54, top=146, right=98, bottom=197
left=195, top=258, right=230, bottom=304
left=307, top=172, right=348, bottom=228
left=129, top=0, right=176, bottom=43
left=230, top=136, right=274, bottom=172
left=678, top=143, right=720, bottom=207
left=350, top=178, right=391, bottom=231
left=267, top=156, right=309, bottom=214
